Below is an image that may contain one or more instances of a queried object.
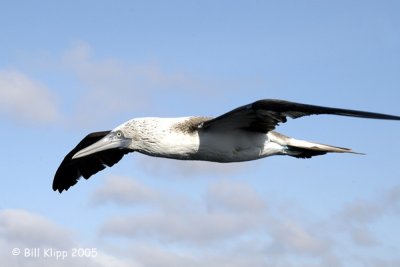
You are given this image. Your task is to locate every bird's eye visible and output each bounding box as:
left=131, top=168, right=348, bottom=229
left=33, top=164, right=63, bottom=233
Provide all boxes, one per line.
left=116, top=131, right=122, bottom=138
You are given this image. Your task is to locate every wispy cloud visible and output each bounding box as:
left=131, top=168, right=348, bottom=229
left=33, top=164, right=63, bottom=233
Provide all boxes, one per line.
left=59, top=41, right=263, bottom=128
left=5, top=41, right=261, bottom=128
left=62, top=42, right=201, bottom=127
left=0, top=209, right=74, bottom=248
left=97, top=178, right=266, bottom=245
left=91, top=176, right=400, bottom=267
left=0, top=70, right=61, bottom=125
left=3, top=183, right=399, bottom=267
left=63, top=42, right=195, bottom=94
left=206, top=179, right=267, bottom=213
left=335, top=185, right=400, bottom=247
left=100, top=211, right=263, bottom=245
left=89, top=175, right=192, bottom=211
left=266, top=219, right=331, bottom=255
left=89, top=175, right=159, bottom=207
left=0, top=209, right=135, bottom=267
left=0, top=42, right=205, bottom=128
left=95, top=177, right=334, bottom=266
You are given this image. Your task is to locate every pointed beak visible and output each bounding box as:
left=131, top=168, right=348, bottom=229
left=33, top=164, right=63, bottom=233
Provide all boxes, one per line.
left=72, top=133, right=131, bottom=159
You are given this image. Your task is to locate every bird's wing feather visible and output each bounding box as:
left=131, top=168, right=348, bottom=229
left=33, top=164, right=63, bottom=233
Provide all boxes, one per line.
left=52, top=131, right=132, bottom=193
left=201, top=99, right=400, bottom=133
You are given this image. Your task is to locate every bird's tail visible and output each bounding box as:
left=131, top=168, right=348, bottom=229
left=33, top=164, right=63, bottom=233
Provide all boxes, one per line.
left=284, top=138, right=363, bottom=158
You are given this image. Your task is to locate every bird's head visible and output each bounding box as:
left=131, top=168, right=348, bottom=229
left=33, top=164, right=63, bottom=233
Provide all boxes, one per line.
left=72, top=122, right=135, bottom=159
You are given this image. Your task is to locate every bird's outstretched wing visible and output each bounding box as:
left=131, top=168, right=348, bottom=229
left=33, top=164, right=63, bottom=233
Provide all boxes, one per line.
left=201, top=99, right=400, bottom=133
left=53, top=131, right=132, bottom=193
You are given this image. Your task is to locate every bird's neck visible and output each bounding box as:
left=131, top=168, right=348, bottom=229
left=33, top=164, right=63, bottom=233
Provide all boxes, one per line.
left=129, top=117, right=202, bottom=159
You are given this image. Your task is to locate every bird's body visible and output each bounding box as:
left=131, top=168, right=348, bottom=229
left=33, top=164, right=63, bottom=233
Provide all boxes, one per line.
left=119, top=116, right=281, bottom=162
left=53, top=99, right=400, bottom=193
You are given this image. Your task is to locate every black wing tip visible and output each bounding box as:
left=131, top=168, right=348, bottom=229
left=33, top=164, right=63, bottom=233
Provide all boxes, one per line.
left=371, top=114, right=400, bottom=120
left=52, top=131, right=111, bottom=194
left=52, top=174, right=77, bottom=193
left=52, top=181, right=63, bottom=193
left=252, top=99, right=400, bottom=121
left=52, top=164, right=79, bottom=193
left=53, top=186, right=68, bottom=194
left=52, top=130, right=133, bottom=194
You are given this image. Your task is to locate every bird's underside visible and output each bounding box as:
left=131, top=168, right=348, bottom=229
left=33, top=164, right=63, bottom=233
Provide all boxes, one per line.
left=53, top=99, right=400, bottom=193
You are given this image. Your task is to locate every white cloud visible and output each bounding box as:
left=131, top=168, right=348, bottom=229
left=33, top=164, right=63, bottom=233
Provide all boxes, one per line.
left=127, top=243, right=201, bottom=267
left=206, top=179, right=267, bottom=213
left=363, top=258, right=400, bottom=267
left=89, top=175, right=159, bottom=207
left=4, top=183, right=400, bottom=267
left=0, top=209, right=135, bottom=267
left=340, top=200, right=383, bottom=224
left=339, top=186, right=400, bottom=225
left=63, top=42, right=194, bottom=93
left=89, top=175, right=193, bottom=212
left=96, top=179, right=265, bottom=245
left=126, top=242, right=270, bottom=267
left=384, top=185, right=400, bottom=214
left=0, top=209, right=74, bottom=248
left=92, top=253, right=142, bottom=267
left=100, top=211, right=263, bottom=245
left=335, top=185, right=400, bottom=247
left=348, top=226, right=379, bottom=247
left=95, top=177, right=336, bottom=265
left=266, top=220, right=330, bottom=255
left=62, top=42, right=200, bottom=127
left=96, top=177, right=331, bottom=266
left=8, top=41, right=262, bottom=128
left=94, top=178, right=400, bottom=266
left=0, top=70, right=61, bottom=124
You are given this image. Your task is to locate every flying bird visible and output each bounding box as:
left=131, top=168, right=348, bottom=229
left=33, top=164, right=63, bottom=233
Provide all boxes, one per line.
left=53, top=99, right=400, bottom=193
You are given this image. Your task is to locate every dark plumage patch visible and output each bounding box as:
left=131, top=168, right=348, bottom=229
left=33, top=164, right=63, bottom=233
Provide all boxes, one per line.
left=173, top=117, right=211, bottom=134
left=286, top=145, right=328, bottom=159
left=52, top=131, right=132, bottom=193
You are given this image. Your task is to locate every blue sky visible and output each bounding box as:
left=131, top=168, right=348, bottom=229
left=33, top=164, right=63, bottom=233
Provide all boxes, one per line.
left=1, top=1, right=400, bottom=266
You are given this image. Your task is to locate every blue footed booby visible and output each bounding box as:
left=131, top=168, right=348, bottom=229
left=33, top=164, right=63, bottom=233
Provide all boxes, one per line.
left=53, top=99, right=400, bottom=193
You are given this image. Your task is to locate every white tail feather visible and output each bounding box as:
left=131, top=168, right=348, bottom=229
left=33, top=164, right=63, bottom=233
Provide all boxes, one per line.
left=288, top=139, right=358, bottom=153
left=284, top=138, right=364, bottom=158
